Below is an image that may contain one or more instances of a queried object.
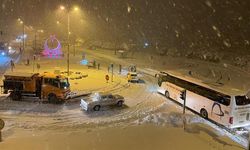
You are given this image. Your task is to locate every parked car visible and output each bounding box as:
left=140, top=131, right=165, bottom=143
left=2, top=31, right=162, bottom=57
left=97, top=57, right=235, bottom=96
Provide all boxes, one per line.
left=80, top=92, right=125, bottom=111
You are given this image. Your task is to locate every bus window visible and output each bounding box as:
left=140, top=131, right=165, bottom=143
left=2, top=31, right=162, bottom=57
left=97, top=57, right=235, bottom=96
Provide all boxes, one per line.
left=235, top=96, right=250, bottom=106
left=157, top=78, right=162, bottom=86
left=157, top=75, right=167, bottom=86
left=217, top=96, right=231, bottom=106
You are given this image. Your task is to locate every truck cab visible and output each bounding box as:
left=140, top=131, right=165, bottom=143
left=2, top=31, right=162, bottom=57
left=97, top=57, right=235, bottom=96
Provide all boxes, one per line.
left=41, top=72, right=71, bottom=103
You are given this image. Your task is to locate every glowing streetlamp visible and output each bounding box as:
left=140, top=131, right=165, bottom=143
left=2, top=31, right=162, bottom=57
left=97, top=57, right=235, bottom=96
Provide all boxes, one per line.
left=74, top=7, right=79, bottom=11
left=59, top=4, right=80, bottom=76
left=60, top=5, right=65, bottom=10
left=38, top=29, right=44, bottom=33
left=17, top=18, right=25, bottom=53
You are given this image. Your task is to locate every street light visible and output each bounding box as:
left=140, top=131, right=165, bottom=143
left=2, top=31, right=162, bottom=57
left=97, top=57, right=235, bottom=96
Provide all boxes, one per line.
left=33, top=29, right=44, bottom=72
left=17, top=18, right=25, bottom=54
left=60, top=5, right=65, bottom=10
left=59, top=4, right=80, bottom=76
left=37, top=29, right=44, bottom=33
left=74, top=7, right=79, bottom=11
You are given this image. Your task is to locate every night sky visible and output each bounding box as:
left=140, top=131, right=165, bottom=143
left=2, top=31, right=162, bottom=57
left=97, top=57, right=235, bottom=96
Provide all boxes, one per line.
left=1, top=0, right=250, bottom=54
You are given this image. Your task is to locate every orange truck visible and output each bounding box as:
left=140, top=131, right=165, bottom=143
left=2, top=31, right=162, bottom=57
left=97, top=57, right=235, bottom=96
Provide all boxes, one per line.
left=3, top=72, right=71, bottom=103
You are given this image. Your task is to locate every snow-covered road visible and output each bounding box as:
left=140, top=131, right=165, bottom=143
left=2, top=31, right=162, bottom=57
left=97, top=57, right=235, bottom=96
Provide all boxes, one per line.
left=0, top=48, right=247, bottom=149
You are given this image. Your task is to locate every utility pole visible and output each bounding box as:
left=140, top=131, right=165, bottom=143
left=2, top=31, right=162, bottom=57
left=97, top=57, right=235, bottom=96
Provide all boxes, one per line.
left=18, top=18, right=25, bottom=54
left=111, top=64, right=114, bottom=82
left=34, top=31, right=37, bottom=54
left=0, top=119, right=4, bottom=142
left=0, top=4, right=3, bottom=43
left=67, top=1, right=70, bottom=76
left=248, top=131, right=250, bottom=150
left=180, top=90, right=187, bottom=130
left=119, top=64, right=122, bottom=74
left=74, top=42, right=75, bottom=56
left=181, top=90, right=187, bottom=114
left=60, top=1, right=80, bottom=76
left=33, top=55, right=36, bottom=72
left=0, top=31, right=2, bottom=40
left=22, top=22, right=25, bottom=53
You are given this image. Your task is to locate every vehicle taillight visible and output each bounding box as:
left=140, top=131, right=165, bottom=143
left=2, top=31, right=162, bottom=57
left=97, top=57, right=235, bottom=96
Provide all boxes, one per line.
left=229, top=117, right=233, bottom=124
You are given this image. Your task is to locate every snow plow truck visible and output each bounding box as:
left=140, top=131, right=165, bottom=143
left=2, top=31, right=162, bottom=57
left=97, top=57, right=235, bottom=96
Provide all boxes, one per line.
left=3, top=72, right=71, bottom=103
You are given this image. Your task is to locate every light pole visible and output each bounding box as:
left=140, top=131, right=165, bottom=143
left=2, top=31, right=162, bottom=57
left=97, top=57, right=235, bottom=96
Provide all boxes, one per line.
left=18, top=18, right=25, bottom=54
left=34, top=29, right=44, bottom=54
left=34, top=31, right=37, bottom=54
left=60, top=5, right=79, bottom=76
left=22, top=22, right=25, bottom=53
left=67, top=8, right=70, bottom=76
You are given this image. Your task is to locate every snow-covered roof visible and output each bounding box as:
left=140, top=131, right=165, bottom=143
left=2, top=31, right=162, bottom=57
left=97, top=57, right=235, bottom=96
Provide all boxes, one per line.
left=4, top=72, right=38, bottom=78
left=42, top=72, right=67, bottom=79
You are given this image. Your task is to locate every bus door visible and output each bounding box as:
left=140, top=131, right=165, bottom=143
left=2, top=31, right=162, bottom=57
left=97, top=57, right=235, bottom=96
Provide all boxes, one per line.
left=167, top=83, right=184, bottom=103
left=166, top=82, right=179, bottom=101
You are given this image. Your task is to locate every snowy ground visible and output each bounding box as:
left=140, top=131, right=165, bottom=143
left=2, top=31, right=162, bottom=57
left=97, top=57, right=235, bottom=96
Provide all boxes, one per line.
left=0, top=50, right=20, bottom=75
left=0, top=123, right=243, bottom=150
left=0, top=47, right=248, bottom=150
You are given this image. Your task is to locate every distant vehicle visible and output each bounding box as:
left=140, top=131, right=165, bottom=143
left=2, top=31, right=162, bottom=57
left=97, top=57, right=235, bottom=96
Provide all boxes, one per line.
left=80, top=92, right=124, bottom=111
left=75, top=71, right=88, bottom=78
left=3, top=72, right=71, bottom=103
left=127, top=72, right=139, bottom=83
left=88, top=46, right=97, bottom=50
left=68, top=72, right=87, bottom=80
left=128, top=65, right=136, bottom=72
left=0, top=42, right=9, bottom=56
left=156, top=71, right=250, bottom=129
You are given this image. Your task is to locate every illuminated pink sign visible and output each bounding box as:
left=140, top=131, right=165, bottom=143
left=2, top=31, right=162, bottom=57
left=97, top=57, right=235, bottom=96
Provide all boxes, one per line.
left=42, top=35, right=63, bottom=56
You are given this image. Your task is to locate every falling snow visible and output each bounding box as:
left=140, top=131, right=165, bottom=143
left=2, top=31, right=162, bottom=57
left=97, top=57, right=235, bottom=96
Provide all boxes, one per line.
left=127, top=5, right=131, bottom=13
left=0, top=0, right=250, bottom=149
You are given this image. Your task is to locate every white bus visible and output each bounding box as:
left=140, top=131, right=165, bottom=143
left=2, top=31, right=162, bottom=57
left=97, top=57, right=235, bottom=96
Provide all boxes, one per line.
left=157, top=71, right=250, bottom=128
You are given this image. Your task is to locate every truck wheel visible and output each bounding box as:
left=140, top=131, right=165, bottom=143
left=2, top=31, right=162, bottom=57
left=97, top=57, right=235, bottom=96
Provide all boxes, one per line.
left=165, top=91, right=170, bottom=98
left=93, top=105, right=100, bottom=111
left=48, top=94, right=58, bottom=104
left=200, top=109, right=208, bottom=119
left=117, top=101, right=123, bottom=107
left=11, top=92, right=21, bottom=101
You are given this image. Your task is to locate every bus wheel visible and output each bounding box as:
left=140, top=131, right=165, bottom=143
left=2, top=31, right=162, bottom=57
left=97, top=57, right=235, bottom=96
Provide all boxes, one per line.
left=48, top=94, right=58, bottom=104
left=93, top=105, right=101, bottom=111
left=200, top=109, right=208, bottom=119
left=165, top=91, right=170, bottom=98
left=117, top=101, right=123, bottom=107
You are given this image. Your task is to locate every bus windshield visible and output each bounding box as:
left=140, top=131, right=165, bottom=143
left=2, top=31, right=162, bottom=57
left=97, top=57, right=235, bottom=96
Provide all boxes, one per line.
left=157, top=74, right=168, bottom=86
left=235, top=96, right=250, bottom=106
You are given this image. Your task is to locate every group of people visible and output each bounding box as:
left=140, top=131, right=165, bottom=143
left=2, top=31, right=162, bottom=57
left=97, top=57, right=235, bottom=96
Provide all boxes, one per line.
left=9, top=56, right=41, bottom=72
